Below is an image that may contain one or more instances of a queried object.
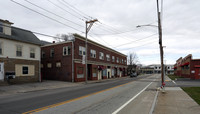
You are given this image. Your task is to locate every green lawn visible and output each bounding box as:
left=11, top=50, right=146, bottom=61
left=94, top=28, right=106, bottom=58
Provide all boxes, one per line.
left=182, top=87, right=200, bottom=105
left=168, top=74, right=183, bottom=80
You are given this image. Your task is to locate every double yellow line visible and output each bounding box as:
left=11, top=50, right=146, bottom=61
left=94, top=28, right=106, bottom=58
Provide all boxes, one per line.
left=22, top=81, right=134, bottom=114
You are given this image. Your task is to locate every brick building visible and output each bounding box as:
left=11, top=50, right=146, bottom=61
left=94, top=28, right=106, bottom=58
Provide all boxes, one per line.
left=174, top=54, right=200, bottom=79
left=41, top=34, right=127, bottom=82
left=0, top=19, right=41, bottom=84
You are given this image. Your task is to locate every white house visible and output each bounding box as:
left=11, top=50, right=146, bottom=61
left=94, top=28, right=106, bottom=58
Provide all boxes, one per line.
left=0, top=19, right=41, bottom=84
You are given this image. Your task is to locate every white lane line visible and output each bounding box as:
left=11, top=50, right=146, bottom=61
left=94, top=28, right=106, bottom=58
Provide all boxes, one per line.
left=149, top=90, right=159, bottom=114
left=112, top=81, right=154, bottom=114
left=172, top=80, right=177, bottom=84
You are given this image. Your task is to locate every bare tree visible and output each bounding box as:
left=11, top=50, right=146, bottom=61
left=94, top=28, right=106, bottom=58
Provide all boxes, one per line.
left=127, top=52, right=139, bottom=74
left=54, top=33, right=74, bottom=42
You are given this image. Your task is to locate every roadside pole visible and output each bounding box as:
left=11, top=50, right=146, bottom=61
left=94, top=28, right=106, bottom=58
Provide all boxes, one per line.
left=85, top=19, right=98, bottom=83
left=156, top=0, right=165, bottom=90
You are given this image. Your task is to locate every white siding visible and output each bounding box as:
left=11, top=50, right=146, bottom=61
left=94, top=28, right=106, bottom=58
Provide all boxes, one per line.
left=0, top=38, right=40, bottom=61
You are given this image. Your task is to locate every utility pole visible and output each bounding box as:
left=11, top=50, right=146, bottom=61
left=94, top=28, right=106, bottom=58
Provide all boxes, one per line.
left=85, top=19, right=98, bottom=83
left=156, top=0, right=165, bottom=89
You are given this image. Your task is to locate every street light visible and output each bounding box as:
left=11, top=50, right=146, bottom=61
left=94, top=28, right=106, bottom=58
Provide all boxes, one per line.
left=136, top=22, right=164, bottom=89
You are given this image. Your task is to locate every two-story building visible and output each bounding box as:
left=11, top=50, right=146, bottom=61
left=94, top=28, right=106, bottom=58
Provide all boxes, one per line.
left=174, top=54, right=200, bottom=79
left=41, top=34, right=127, bottom=82
left=0, top=19, right=41, bottom=84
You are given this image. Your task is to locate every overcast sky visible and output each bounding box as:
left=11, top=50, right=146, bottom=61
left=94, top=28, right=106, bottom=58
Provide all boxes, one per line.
left=1, top=0, right=200, bottom=65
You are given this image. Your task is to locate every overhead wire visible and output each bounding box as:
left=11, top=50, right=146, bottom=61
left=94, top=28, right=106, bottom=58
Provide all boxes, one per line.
left=10, top=0, right=84, bottom=33
left=47, top=0, right=85, bottom=21
left=57, top=0, right=89, bottom=20
left=24, top=0, right=84, bottom=28
left=61, top=0, right=94, bottom=20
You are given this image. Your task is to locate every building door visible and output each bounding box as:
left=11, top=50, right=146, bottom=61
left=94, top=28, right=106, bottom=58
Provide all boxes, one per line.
left=0, top=62, right=4, bottom=81
left=195, top=68, right=200, bottom=79
left=98, top=71, right=102, bottom=80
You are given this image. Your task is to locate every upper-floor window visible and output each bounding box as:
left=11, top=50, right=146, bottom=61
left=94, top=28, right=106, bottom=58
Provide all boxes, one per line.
left=50, top=48, right=54, bottom=57
left=16, top=45, right=22, bottom=57
left=116, top=57, right=119, bottom=63
left=99, top=52, right=104, bottom=60
left=30, top=48, right=35, bottom=58
left=42, top=51, right=45, bottom=58
left=124, top=60, right=126, bottom=64
left=0, top=42, right=2, bottom=55
left=112, top=56, right=115, bottom=62
left=0, top=22, right=3, bottom=33
left=122, top=59, right=124, bottom=64
left=63, top=46, right=71, bottom=56
left=90, top=49, right=96, bottom=58
left=106, top=54, right=110, bottom=61
left=79, top=46, right=85, bottom=56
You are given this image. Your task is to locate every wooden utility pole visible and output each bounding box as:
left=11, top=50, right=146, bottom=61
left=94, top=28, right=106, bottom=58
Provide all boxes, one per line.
left=156, top=0, right=165, bottom=88
left=85, top=19, right=98, bottom=83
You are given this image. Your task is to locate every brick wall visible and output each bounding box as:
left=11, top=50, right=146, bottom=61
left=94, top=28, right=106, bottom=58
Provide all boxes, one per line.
left=41, top=42, right=72, bottom=81
left=0, top=57, right=39, bottom=83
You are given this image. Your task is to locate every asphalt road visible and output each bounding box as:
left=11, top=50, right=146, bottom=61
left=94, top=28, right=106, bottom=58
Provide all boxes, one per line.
left=0, top=75, right=154, bottom=114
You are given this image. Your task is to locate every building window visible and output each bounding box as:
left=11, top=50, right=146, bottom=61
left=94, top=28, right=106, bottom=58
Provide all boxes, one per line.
left=122, top=59, right=124, bottom=64
left=56, top=62, right=61, bottom=67
left=22, top=66, right=28, bottom=74
left=112, top=56, right=115, bottom=62
left=106, top=54, right=110, bottom=61
left=124, top=60, right=126, bottom=64
left=50, top=48, right=54, bottom=57
left=42, top=51, right=45, bottom=58
left=16, top=45, right=22, bottom=57
left=0, top=42, right=2, bottom=55
left=0, top=22, right=3, bottom=33
left=47, top=63, right=52, bottom=68
left=79, top=46, right=85, bottom=56
left=63, top=46, right=71, bottom=56
left=30, top=48, right=35, bottom=58
left=116, top=57, right=119, bottom=63
left=99, top=52, right=104, bottom=60
left=90, top=49, right=96, bottom=58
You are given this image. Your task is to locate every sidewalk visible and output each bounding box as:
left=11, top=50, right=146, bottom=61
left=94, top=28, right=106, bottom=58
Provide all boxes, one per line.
left=153, top=76, right=200, bottom=114
left=0, top=77, right=126, bottom=97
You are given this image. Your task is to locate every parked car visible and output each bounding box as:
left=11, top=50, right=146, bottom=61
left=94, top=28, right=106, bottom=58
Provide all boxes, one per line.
left=130, top=72, right=137, bottom=77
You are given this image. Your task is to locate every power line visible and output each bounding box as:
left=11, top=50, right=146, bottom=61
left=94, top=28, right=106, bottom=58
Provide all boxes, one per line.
left=47, top=0, right=85, bottom=21
left=57, top=0, right=89, bottom=20
left=113, top=33, right=157, bottom=48
left=24, top=0, right=84, bottom=28
left=10, top=0, right=83, bottom=33
left=61, top=0, right=94, bottom=20
left=118, top=39, right=158, bottom=51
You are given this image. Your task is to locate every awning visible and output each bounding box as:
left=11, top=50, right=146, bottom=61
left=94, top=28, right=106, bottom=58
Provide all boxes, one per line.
left=195, top=65, right=200, bottom=68
left=181, top=62, right=190, bottom=67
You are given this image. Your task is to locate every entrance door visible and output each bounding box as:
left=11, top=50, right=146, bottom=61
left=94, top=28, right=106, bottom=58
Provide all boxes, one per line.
left=195, top=68, right=200, bottom=79
left=0, top=63, right=4, bottom=81
left=98, top=71, right=102, bottom=80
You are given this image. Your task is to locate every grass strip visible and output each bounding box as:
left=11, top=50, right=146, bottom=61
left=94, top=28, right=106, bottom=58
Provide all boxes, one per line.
left=182, top=87, right=200, bottom=105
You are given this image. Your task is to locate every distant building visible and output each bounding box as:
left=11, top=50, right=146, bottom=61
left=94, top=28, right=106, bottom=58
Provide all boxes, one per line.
left=41, top=34, right=127, bottom=82
left=140, top=64, right=174, bottom=74
left=0, top=19, right=41, bottom=84
left=174, top=54, right=200, bottom=79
